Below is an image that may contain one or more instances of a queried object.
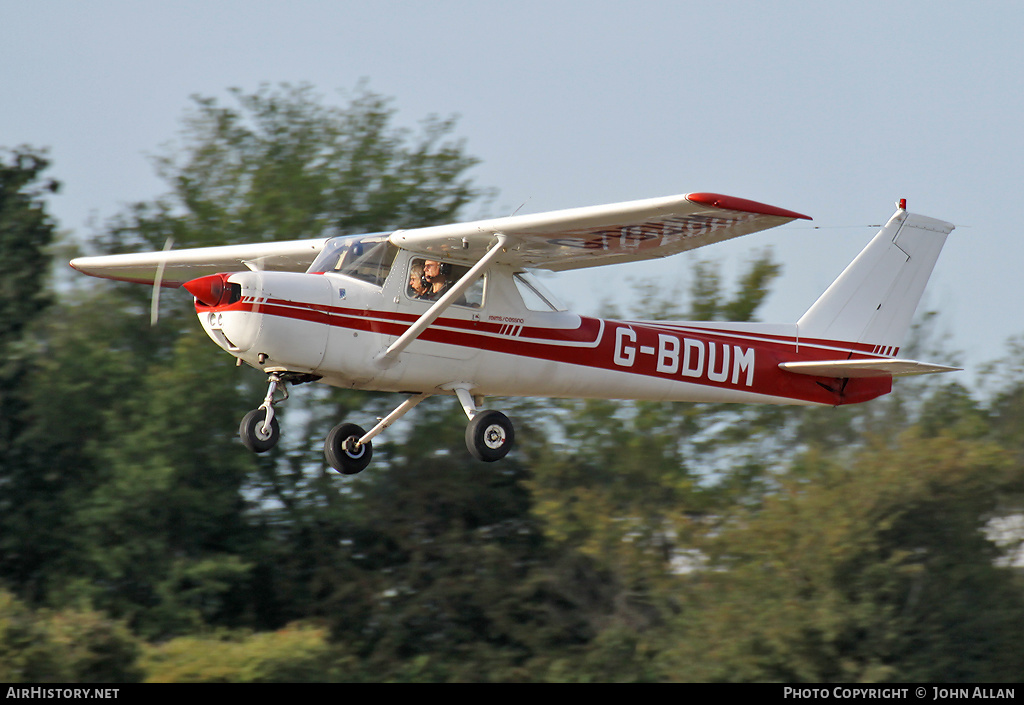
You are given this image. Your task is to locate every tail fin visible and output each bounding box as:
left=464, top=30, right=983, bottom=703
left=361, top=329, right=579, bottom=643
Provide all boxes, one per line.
left=797, top=203, right=954, bottom=353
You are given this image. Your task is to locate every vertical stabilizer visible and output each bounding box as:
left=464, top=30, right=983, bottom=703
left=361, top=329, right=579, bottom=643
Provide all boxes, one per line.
left=797, top=204, right=954, bottom=352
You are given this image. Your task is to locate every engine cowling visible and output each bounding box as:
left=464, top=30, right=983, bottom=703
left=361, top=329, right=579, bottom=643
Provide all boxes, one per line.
left=186, top=271, right=332, bottom=373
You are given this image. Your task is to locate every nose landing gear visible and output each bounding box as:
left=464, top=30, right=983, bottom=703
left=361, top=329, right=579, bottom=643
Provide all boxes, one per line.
left=239, top=407, right=280, bottom=453
left=238, top=371, right=320, bottom=453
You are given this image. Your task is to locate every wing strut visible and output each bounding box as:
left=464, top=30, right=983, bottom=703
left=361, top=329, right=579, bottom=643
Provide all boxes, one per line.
left=375, top=233, right=508, bottom=365
left=357, top=393, right=432, bottom=447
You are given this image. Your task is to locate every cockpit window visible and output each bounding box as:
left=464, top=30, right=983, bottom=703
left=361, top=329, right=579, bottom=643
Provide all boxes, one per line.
left=407, top=257, right=484, bottom=308
left=307, top=233, right=398, bottom=287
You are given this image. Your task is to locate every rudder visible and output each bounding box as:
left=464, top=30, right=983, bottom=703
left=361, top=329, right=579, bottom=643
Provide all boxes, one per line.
left=797, top=203, right=954, bottom=353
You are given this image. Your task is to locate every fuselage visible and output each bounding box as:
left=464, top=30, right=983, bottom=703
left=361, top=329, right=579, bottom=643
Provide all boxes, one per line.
left=191, top=245, right=891, bottom=407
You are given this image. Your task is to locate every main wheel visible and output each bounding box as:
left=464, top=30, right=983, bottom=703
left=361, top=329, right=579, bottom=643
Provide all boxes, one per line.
left=239, top=408, right=280, bottom=453
left=465, top=410, right=514, bottom=462
left=325, top=422, right=373, bottom=475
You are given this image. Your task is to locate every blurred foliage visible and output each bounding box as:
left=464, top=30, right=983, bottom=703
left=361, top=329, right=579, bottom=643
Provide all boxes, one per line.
left=0, top=591, right=143, bottom=683
left=2, top=87, right=1023, bottom=682
left=140, top=624, right=347, bottom=683
left=659, top=433, right=1024, bottom=682
left=0, top=148, right=66, bottom=602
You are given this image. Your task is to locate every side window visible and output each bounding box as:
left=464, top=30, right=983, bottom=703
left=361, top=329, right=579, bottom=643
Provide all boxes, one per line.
left=407, top=258, right=484, bottom=308
left=513, top=271, right=566, bottom=312
left=459, top=267, right=485, bottom=308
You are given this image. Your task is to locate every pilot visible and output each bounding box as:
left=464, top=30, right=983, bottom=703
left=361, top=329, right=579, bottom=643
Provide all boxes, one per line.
left=409, top=262, right=430, bottom=299
left=422, top=259, right=452, bottom=300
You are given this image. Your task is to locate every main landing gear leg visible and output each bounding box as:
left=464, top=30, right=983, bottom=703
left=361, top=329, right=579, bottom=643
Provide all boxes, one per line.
left=239, top=372, right=288, bottom=453
left=454, top=388, right=515, bottom=462
left=324, top=393, right=431, bottom=475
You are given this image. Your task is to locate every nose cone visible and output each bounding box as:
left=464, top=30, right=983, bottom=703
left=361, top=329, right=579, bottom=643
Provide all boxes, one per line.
left=184, top=273, right=239, bottom=307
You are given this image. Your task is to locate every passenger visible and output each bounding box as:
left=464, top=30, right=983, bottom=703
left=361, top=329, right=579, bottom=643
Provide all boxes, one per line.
left=409, top=262, right=430, bottom=298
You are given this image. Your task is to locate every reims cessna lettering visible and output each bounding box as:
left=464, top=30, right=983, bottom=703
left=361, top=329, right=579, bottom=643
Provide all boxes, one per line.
left=70, top=193, right=958, bottom=474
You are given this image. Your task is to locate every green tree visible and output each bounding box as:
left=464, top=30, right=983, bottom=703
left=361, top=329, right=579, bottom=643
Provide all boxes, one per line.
left=140, top=623, right=349, bottom=683
left=0, top=590, right=143, bottom=683
left=0, top=149, right=57, bottom=343
left=0, top=148, right=63, bottom=597
left=313, top=397, right=623, bottom=681
left=658, top=432, right=1024, bottom=682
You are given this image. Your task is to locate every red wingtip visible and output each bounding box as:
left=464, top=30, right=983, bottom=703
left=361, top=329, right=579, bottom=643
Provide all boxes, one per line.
left=687, top=192, right=812, bottom=220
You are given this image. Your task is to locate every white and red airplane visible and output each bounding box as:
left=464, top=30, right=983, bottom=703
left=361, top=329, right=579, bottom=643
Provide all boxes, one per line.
left=70, top=192, right=957, bottom=474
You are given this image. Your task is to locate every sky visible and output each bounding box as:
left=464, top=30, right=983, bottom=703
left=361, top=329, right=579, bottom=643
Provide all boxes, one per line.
left=4, top=1, right=1023, bottom=384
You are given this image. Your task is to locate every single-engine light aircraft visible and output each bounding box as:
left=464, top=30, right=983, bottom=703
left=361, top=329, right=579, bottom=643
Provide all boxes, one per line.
left=71, top=192, right=958, bottom=474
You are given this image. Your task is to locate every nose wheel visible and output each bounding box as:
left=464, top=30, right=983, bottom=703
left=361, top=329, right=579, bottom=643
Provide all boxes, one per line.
left=239, top=371, right=320, bottom=454
left=239, top=407, right=280, bottom=453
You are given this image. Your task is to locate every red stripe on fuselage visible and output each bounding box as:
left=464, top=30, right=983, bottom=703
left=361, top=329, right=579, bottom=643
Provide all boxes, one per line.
left=202, top=297, right=891, bottom=405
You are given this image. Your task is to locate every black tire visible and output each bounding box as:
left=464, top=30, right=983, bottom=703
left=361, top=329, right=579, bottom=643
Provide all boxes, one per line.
left=239, top=408, right=280, bottom=453
left=325, top=422, right=372, bottom=475
left=465, top=410, right=514, bottom=462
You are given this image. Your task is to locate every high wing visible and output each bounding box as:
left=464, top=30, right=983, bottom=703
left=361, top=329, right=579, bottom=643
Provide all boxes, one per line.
left=70, top=238, right=329, bottom=287
left=390, top=192, right=810, bottom=271
left=69, top=192, right=809, bottom=286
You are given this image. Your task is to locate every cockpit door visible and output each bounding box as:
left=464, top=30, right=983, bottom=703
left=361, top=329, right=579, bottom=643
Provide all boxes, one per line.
left=390, top=253, right=485, bottom=361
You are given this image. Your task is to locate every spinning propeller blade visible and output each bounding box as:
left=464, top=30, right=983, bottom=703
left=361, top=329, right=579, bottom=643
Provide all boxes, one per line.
left=150, top=236, right=175, bottom=326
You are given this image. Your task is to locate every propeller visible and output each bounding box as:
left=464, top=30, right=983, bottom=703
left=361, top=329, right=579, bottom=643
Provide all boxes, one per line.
left=150, top=236, right=175, bottom=326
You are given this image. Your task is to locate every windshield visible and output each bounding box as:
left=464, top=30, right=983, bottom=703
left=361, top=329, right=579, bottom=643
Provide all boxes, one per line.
left=307, top=233, right=398, bottom=287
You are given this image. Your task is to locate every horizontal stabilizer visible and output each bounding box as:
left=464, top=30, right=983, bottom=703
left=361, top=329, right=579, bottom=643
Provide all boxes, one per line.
left=779, top=359, right=961, bottom=378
